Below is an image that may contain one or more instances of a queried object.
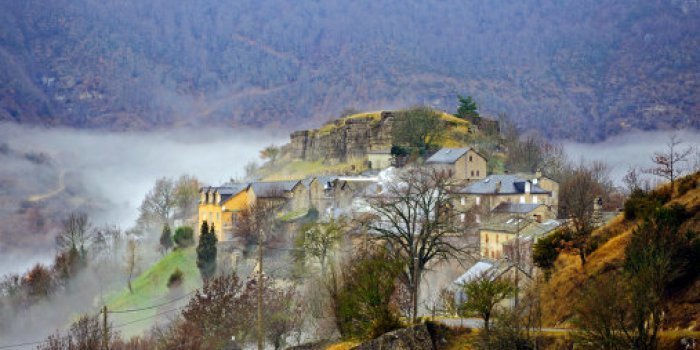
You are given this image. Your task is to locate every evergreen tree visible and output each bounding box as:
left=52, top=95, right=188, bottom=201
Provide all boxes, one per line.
left=457, top=95, right=479, bottom=118
left=159, top=223, right=173, bottom=254
left=197, top=221, right=218, bottom=280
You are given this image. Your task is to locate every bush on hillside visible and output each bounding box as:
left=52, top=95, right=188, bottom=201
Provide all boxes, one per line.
left=623, top=188, right=669, bottom=221
left=331, top=249, right=404, bottom=340
left=173, top=226, right=194, bottom=248
left=167, top=268, right=184, bottom=288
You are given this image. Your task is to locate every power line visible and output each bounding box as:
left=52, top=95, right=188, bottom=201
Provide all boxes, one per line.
left=108, top=291, right=194, bottom=314
left=112, top=306, right=184, bottom=329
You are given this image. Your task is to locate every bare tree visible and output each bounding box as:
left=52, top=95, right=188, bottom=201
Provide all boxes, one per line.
left=260, top=145, right=281, bottom=163
left=300, top=219, right=343, bottom=274
left=138, top=177, right=176, bottom=227
left=56, top=212, right=91, bottom=257
left=173, top=175, right=200, bottom=220
left=558, top=163, right=606, bottom=267
left=367, top=167, right=470, bottom=323
left=646, top=134, right=693, bottom=197
left=623, top=166, right=643, bottom=194
left=124, top=239, right=140, bottom=294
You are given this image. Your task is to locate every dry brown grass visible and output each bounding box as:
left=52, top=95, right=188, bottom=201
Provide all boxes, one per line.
left=540, top=172, right=700, bottom=328
left=324, top=341, right=359, bottom=350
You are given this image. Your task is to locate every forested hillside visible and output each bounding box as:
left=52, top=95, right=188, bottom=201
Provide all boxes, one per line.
left=1, top=0, right=698, bottom=141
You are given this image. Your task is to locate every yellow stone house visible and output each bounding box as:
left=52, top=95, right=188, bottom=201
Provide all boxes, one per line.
left=198, top=184, right=252, bottom=241
left=197, top=180, right=309, bottom=241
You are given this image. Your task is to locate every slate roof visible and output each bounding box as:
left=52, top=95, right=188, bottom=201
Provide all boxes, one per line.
left=200, top=184, right=250, bottom=203
left=425, top=147, right=471, bottom=164
left=480, top=216, right=530, bottom=234
left=518, top=219, right=561, bottom=240
left=492, top=202, right=544, bottom=214
left=459, top=174, right=550, bottom=195
left=454, top=261, right=495, bottom=285
left=250, top=180, right=301, bottom=197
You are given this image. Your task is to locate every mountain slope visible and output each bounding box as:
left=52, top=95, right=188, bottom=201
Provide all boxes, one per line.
left=540, top=172, right=700, bottom=330
left=1, top=0, right=698, bottom=141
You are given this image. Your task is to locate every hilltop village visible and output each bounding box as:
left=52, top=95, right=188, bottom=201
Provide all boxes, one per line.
left=197, top=108, right=604, bottom=311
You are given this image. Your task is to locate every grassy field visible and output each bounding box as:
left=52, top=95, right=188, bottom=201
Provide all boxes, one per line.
left=259, top=157, right=369, bottom=181
left=106, top=247, right=201, bottom=337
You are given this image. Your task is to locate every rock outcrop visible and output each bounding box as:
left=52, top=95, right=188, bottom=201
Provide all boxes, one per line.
left=352, top=324, right=435, bottom=350
left=288, top=112, right=395, bottom=162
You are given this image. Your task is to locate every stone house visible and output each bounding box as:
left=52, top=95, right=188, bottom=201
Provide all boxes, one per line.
left=425, top=147, right=487, bottom=182
left=501, top=219, right=561, bottom=273
left=479, top=216, right=561, bottom=261
left=198, top=180, right=310, bottom=241
left=250, top=180, right=308, bottom=213
left=367, top=149, right=392, bottom=170
left=303, top=176, right=357, bottom=218
left=198, top=184, right=252, bottom=241
left=491, top=202, right=556, bottom=222
left=516, top=170, right=559, bottom=210
left=456, top=174, right=556, bottom=216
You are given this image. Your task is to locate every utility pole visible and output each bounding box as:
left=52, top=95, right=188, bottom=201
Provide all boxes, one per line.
left=412, top=252, right=419, bottom=324
left=102, top=305, right=108, bottom=350
left=257, top=229, right=264, bottom=350
left=514, top=216, right=521, bottom=313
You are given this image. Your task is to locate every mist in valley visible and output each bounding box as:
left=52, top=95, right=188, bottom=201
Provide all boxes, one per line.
left=0, top=122, right=286, bottom=276
left=562, top=129, right=700, bottom=186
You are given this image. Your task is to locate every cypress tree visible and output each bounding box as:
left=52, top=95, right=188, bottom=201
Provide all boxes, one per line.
left=197, top=221, right=218, bottom=280
left=160, top=223, right=173, bottom=254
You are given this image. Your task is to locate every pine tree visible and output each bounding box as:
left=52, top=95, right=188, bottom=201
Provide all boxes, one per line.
left=159, top=223, right=173, bottom=254
left=197, top=221, right=218, bottom=280
left=457, top=95, right=479, bottom=119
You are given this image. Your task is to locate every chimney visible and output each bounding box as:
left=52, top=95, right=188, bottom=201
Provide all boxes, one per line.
left=495, top=181, right=501, bottom=193
left=535, top=168, right=542, bottom=179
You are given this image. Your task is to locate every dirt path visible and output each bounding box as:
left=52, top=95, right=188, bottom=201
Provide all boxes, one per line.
left=27, top=169, right=65, bottom=202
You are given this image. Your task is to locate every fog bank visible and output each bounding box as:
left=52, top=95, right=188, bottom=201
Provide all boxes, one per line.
left=0, top=123, right=286, bottom=275
left=562, top=130, right=700, bottom=186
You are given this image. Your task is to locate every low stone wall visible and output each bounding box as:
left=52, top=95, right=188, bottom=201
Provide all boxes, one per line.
left=352, top=324, right=435, bottom=350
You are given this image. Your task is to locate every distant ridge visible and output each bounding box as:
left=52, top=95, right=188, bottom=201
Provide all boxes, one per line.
left=1, top=1, right=698, bottom=141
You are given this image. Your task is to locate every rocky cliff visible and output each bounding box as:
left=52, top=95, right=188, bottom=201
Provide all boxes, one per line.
left=288, top=112, right=395, bottom=162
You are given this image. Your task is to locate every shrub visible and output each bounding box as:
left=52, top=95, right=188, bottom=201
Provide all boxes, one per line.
left=676, top=174, right=697, bottom=197
left=332, top=249, right=404, bottom=340
left=623, top=189, right=667, bottom=221
left=173, top=226, right=194, bottom=248
left=532, top=233, right=560, bottom=281
left=167, top=268, right=184, bottom=288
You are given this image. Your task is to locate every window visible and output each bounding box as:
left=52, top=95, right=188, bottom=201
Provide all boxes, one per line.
left=469, top=156, right=473, bottom=162
left=460, top=213, right=465, bottom=222
left=484, top=248, right=489, bottom=257
left=476, top=170, right=480, bottom=176
left=471, top=170, right=474, bottom=176
left=496, top=235, right=499, bottom=243
left=475, top=196, right=481, bottom=205
left=460, top=197, right=466, bottom=205
left=475, top=214, right=481, bottom=223
left=485, top=234, right=489, bottom=243
left=519, top=196, right=525, bottom=203
left=532, top=195, right=538, bottom=204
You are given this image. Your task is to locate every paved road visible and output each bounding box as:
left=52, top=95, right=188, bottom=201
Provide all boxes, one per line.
left=433, top=317, right=571, bottom=333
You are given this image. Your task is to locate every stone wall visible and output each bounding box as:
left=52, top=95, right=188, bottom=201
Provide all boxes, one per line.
left=288, top=112, right=395, bottom=162
left=352, top=324, right=436, bottom=350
